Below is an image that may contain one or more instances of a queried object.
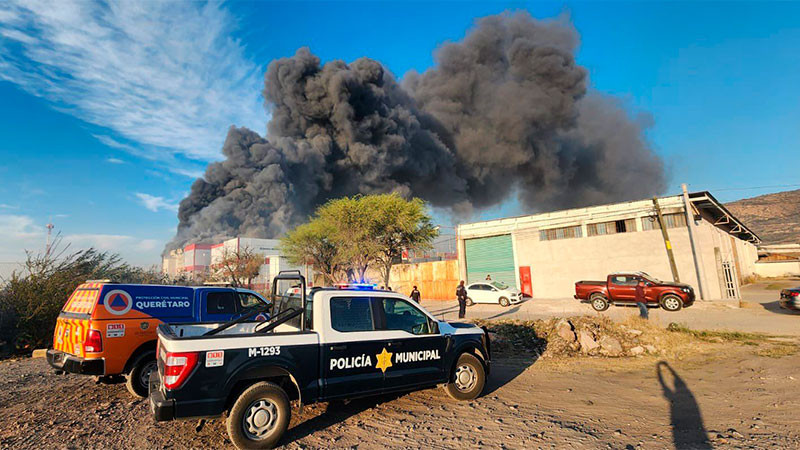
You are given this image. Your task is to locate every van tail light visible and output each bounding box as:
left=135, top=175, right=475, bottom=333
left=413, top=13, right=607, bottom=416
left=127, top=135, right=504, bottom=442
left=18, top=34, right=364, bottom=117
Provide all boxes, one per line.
left=791, top=292, right=800, bottom=297
left=84, top=329, right=103, bottom=353
left=163, top=351, right=198, bottom=390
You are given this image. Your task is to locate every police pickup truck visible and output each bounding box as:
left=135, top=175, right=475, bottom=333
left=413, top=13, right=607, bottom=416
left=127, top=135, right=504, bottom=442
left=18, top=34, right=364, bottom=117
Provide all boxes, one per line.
left=149, top=272, right=491, bottom=449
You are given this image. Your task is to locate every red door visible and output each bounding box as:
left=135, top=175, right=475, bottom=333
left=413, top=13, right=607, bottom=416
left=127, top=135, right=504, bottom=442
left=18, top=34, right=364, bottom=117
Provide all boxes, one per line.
left=519, top=266, right=533, bottom=297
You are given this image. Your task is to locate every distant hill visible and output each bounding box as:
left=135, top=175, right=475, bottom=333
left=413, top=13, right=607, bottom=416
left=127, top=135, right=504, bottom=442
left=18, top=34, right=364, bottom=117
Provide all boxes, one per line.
left=725, top=189, right=800, bottom=244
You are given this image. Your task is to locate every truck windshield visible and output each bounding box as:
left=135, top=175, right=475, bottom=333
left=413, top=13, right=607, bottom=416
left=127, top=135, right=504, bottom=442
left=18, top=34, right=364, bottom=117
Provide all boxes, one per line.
left=641, top=273, right=662, bottom=284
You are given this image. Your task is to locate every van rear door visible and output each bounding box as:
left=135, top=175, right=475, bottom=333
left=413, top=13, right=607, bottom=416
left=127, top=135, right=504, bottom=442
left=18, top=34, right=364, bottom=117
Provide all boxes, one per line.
left=53, top=282, right=103, bottom=358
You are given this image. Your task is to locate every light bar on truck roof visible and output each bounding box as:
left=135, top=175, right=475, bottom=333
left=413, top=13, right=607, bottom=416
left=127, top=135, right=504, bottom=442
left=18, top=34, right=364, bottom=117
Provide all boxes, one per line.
left=333, top=283, right=377, bottom=290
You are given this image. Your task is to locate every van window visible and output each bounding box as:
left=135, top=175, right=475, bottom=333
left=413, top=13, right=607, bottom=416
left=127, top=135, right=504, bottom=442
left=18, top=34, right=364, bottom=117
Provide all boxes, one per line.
left=330, top=297, right=374, bottom=332
left=380, top=298, right=431, bottom=335
left=206, top=291, right=237, bottom=315
left=237, top=292, right=264, bottom=309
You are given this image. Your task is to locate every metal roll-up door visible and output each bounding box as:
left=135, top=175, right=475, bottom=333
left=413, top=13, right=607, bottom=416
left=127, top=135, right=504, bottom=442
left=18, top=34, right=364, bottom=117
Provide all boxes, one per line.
left=465, top=234, right=516, bottom=288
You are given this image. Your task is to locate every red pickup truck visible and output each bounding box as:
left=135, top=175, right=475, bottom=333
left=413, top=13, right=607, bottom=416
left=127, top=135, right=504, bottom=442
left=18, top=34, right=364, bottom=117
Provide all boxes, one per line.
left=575, top=272, right=695, bottom=312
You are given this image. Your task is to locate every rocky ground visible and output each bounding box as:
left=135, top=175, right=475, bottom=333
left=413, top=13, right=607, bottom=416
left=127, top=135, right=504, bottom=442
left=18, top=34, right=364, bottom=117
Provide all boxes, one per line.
left=2, top=333, right=799, bottom=450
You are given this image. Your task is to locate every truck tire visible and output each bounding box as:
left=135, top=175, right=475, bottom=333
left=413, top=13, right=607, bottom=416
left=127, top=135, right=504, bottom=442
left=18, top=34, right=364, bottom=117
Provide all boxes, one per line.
left=227, top=381, right=291, bottom=449
left=125, top=352, right=157, bottom=398
left=499, top=297, right=510, bottom=307
left=444, top=353, right=486, bottom=401
left=660, top=294, right=683, bottom=312
left=590, top=294, right=610, bottom=312
left=466, top=297, right=474, bottom=307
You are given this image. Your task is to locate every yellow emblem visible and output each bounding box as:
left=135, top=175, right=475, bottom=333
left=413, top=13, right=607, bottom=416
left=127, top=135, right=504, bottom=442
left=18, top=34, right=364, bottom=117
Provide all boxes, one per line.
left=375, top=347, right=393, bottom=373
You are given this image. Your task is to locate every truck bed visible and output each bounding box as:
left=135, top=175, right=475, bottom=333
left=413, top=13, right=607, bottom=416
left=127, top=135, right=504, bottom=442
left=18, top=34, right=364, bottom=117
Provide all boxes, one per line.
left=163, top=322, right=301, bottom=339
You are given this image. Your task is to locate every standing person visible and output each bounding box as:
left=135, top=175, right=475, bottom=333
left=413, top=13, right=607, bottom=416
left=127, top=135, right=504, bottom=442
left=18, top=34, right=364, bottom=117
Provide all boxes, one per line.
left=635, top=278, right=649, bottom=319
left=410, top=286, right=421, bottom=303
left=456, top=281, right=468, bottom=319
left=485, top=274, right=492, bottom=281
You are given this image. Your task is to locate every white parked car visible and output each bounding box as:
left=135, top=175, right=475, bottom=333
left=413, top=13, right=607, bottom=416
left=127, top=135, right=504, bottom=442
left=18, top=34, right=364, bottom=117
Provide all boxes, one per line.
left=466, top=281, right=523, bottom=307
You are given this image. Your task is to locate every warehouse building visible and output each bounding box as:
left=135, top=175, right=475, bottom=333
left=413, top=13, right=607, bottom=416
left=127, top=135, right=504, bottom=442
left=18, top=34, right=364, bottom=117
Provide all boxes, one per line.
left=162, top=237, right=310, bottom=287
left=456, top=189, right=760, bottom=300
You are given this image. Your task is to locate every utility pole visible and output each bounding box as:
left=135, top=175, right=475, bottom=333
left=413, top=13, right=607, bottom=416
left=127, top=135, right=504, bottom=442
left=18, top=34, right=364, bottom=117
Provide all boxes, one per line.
left=653, top=197, right=680, bottom=282
left=682, top=184, right=706, bottom=300
left=45, top=221, right=54, bottom=257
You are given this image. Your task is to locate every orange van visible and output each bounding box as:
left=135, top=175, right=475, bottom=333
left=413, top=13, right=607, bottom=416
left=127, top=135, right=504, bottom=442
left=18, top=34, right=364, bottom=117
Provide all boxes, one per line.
left=47, top=281, right=270, bottom=397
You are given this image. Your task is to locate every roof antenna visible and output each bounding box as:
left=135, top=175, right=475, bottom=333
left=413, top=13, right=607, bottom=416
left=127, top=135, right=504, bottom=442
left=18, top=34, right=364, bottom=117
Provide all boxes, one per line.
left=46, top=219, right=55, bottom=257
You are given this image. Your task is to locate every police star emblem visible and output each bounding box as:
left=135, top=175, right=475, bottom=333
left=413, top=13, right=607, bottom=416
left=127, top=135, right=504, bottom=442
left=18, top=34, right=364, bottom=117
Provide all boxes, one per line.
left=375, top=348, right=393, bottom=373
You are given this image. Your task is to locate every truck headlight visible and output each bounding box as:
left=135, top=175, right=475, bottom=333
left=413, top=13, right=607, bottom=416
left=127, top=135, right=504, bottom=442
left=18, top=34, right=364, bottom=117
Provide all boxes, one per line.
left=681, top=287, right=691, bottom=293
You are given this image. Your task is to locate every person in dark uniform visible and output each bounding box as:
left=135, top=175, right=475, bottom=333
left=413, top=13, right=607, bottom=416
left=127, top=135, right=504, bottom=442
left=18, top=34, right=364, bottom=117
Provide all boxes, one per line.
left=410, top=286, right=421, bottom=303
left=456, top=280, right=468, bottom=319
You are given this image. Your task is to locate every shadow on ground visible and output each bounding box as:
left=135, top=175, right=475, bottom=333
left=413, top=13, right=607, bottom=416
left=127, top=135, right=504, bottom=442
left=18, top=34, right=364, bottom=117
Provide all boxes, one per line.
left=281, top=344, right=544, bottom=445
left=656, top=361, right=711, bottom=449
left=756, top=300, right=800, bottom=316
left=283, top=392, right=409, bottom=445
left=482, top=349, right=542, bottom=396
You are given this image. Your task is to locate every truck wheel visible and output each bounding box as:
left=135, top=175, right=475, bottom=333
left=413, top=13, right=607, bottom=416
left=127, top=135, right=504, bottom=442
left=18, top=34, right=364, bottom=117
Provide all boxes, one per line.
left=466, top=297, right=474, bottom=307
left=125, top=353, right=157, bottom=398
left=661, top=295, right=683, bottom=312
left=444, top=353, right=486, bottom=401
left=499, top=297, right=510, bottom=307
left=590, top=294, right=610, bottom=312
left=227, top=381, right=290, bottom=450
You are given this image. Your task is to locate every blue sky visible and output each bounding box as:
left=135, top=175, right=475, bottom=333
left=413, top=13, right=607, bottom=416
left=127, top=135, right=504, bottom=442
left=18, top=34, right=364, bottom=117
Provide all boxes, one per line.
left=1, top=1, right=799, bottom=273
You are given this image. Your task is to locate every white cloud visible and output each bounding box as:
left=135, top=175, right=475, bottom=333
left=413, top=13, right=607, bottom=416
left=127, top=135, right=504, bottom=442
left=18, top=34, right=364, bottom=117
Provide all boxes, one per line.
left=106, top=157, right=125, bottom=164
left=0, top=204, right=19, bottom=209
left=135, top=192, right=179, bottom=213
left=0, top=0, right=265, bottom=162
left=63, top=233, right=136, bottom=252
left=0, top=214, right=44, bottom=240
left=167, top=166, right=205, bottom=179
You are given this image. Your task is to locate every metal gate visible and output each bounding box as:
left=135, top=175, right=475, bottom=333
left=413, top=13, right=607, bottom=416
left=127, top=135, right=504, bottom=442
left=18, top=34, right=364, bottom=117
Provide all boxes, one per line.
left=464, top=234, right=516, bottom=288
left=721, top=261, right=739, bottom=299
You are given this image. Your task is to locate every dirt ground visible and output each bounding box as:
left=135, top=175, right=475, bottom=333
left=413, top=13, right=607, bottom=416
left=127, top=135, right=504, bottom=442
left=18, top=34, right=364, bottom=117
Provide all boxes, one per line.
left=2, top=339, right=798, bottom=449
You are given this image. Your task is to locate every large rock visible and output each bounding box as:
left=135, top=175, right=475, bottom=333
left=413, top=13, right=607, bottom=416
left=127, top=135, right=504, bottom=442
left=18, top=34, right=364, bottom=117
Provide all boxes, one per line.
left=555, top=319, right=576, bottom=343
left=629, top=346, right=645, bottom=356
left=578, top=330, right=599, bottom=353
left=599, top=336, right=623, bottom=356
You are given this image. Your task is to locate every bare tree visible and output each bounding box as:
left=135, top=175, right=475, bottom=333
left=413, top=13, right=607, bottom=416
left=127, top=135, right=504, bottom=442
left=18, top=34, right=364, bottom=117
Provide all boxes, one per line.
left=210, top=246, right=264, bottom=288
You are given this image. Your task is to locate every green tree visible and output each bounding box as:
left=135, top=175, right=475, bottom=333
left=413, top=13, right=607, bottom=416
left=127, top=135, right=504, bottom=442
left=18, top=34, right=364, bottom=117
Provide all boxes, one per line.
left=316, top=196, right=378, bottom=283
left=280, top=194, right=437, bottom=287
left=281, top=220, right=344, bottom=285
left=363, top=194, right=438, bottom=289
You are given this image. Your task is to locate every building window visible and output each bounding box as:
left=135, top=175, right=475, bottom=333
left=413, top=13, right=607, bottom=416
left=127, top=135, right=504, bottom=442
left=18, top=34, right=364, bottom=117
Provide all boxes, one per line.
left=641, top=213, right=687, bottom=231
left=539, top=225, right=582, bottom=241
left=587, top=218, right=637, bottom=236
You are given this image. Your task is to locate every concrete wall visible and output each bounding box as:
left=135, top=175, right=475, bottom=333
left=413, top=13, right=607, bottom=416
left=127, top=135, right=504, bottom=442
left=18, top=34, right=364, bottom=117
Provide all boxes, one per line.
left=388, top=260, right=460, bottom=300
left=754, top=260, right=800, bottom=278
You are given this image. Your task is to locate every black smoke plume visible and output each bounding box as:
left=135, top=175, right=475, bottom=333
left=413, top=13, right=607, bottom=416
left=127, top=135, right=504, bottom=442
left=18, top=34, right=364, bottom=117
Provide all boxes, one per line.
left=167, top=12, right=666, bottom=250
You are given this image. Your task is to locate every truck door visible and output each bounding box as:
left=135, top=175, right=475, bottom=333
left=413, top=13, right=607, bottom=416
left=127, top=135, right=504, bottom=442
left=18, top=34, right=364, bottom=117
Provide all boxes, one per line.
left=321, top=296, right=387, bottom=400
left=376, top=297, right=447, bottom=391
left=609, top=275, right=636, bottom=302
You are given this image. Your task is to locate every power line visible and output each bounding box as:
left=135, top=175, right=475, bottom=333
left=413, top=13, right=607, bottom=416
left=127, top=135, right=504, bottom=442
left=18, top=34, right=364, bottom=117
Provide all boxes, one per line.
left=696, top=183, right=800, bottom=193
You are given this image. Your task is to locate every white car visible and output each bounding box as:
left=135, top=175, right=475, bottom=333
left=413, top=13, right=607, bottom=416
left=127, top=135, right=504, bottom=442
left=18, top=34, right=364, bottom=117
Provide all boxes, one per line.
left=466, top=281, right=523, bottom=307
